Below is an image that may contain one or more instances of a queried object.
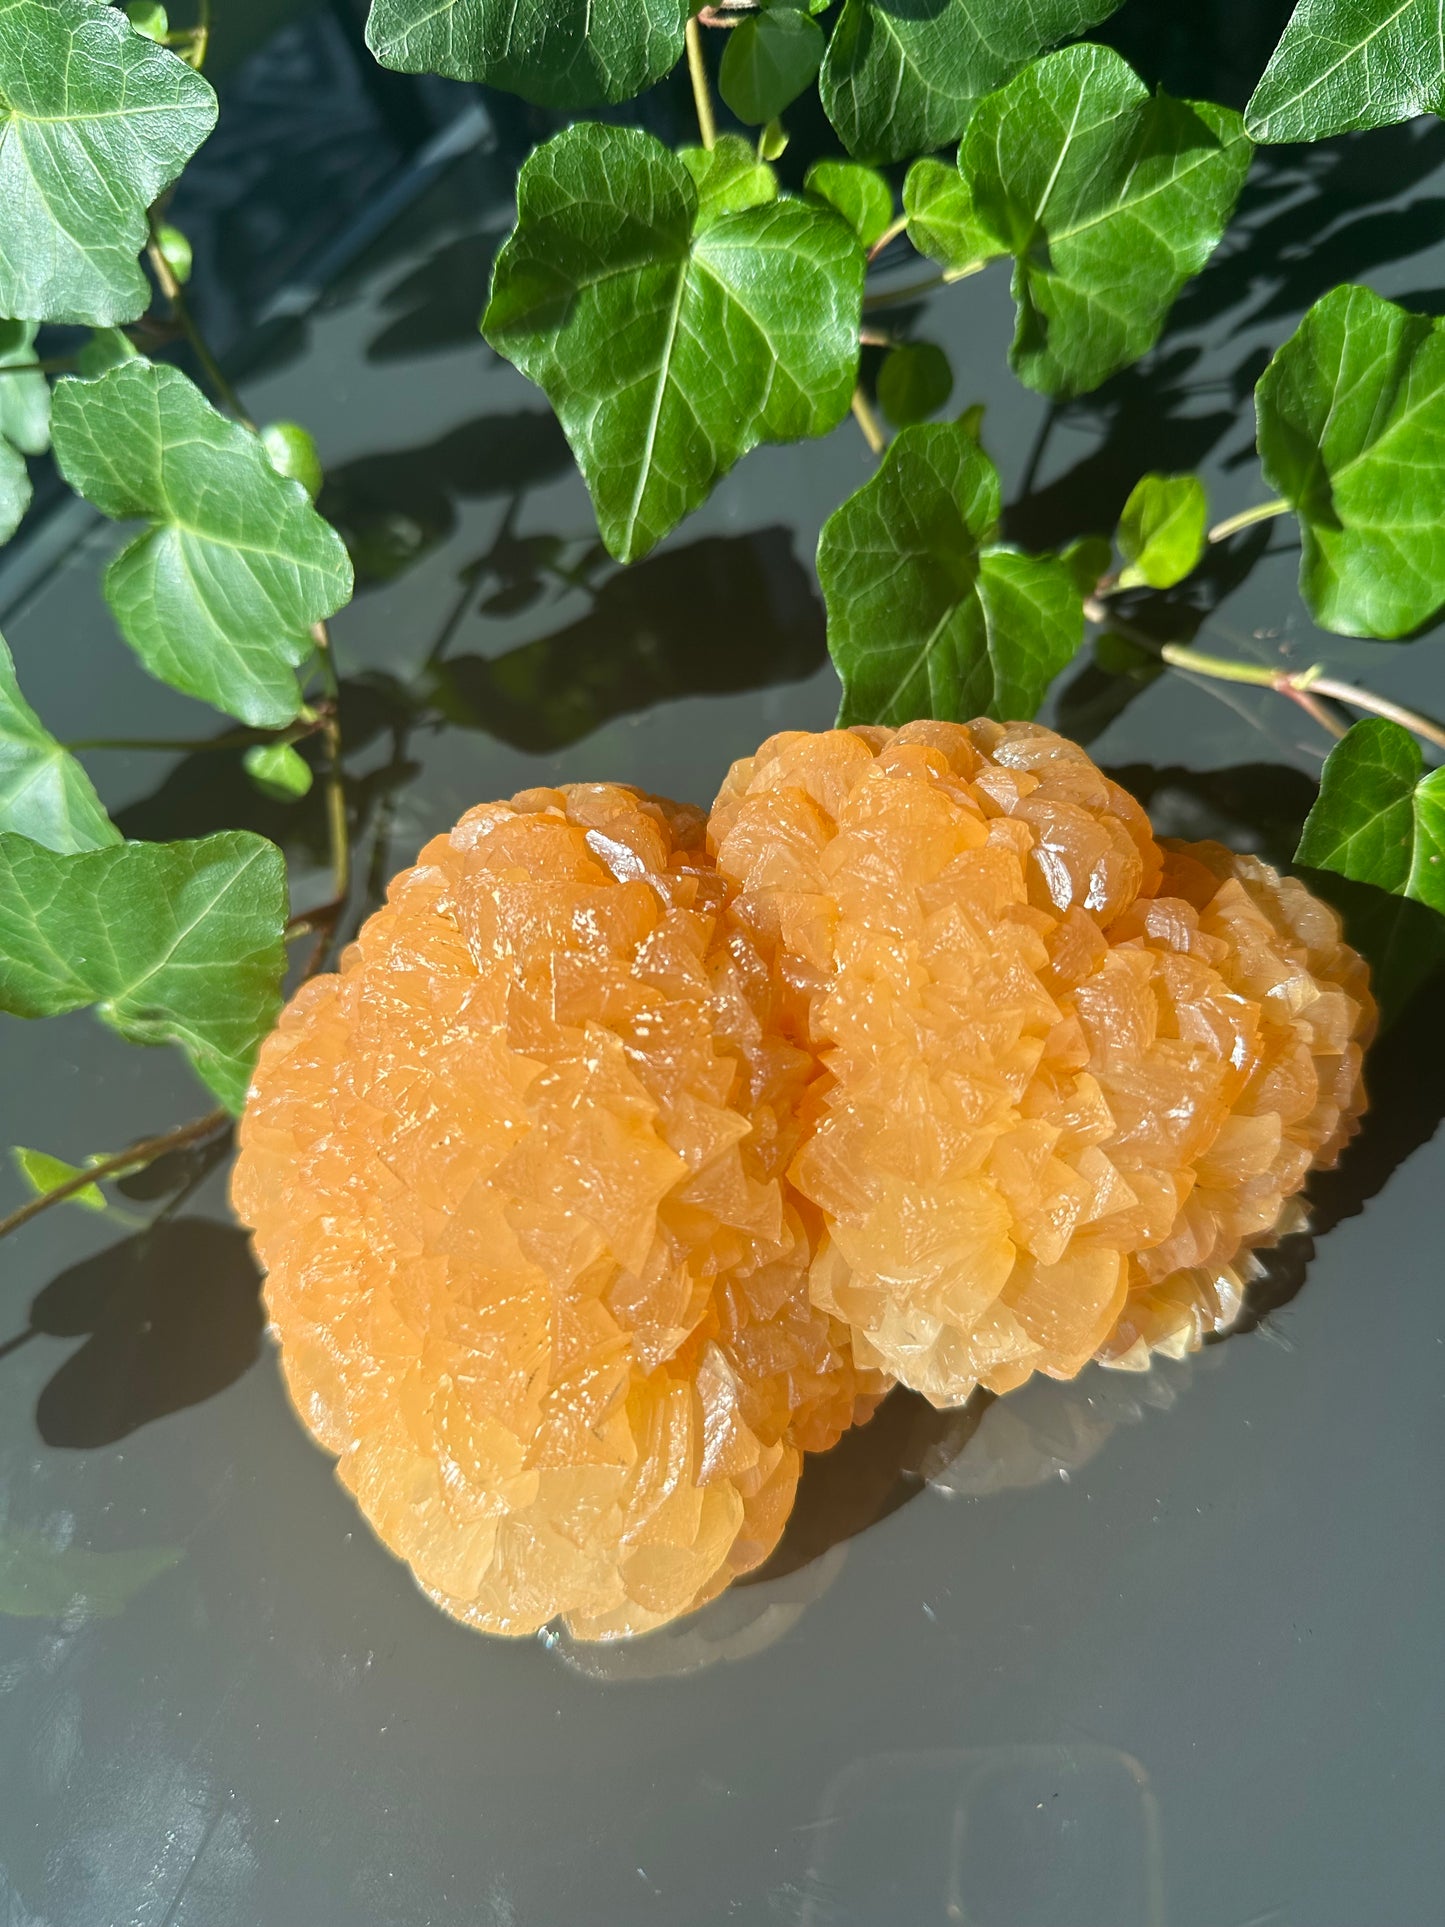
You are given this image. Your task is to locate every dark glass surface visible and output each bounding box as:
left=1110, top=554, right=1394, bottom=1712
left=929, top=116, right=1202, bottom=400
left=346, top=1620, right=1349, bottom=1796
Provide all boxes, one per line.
left=2, top=16, right=1443, bottom=1924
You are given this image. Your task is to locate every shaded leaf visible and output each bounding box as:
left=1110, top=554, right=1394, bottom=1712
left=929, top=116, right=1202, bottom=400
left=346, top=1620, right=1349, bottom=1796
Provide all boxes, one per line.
left=1246, top=0, right=1445, bottom=143
left=907, top=45, right=1251, bottom=397
left=0, top=1527, right=180, bottom=1619
left=720, top=6, right=823, bottom=124
left=76, top=327, right=141, bottom=376
left=1256, top=285, right=1445, bottom=640
left=903, top=157, right=974, bottom=266
left=1296, top=718, right=1445, bottom=914
left=1060, top=533, right=1112, bottom=596
left=50, top=361, right=353, bottom=725
left=0, top=437, right=26, bottom=545
left=1115, top=471, right=1208, bottom=589
left=819, top=0, right=1122, bottom=165
left=877, top=341, right=954, bottom=426
left=11, top=1146, right=107, bottom=1212
left=0, top=828, right=288, bottom=1110
left=483, top=124, right=863, bottom=564
left=0, top=631, right=119, bottom=851
left=364, top=0, right=687, bottom=106
left=0, top=318, right=50, bottom=456
left=0, top=0, right=216, bottom=325
left=804, top=159, right=893, bottom=249
left=819, top=420, right=1085, bottom=727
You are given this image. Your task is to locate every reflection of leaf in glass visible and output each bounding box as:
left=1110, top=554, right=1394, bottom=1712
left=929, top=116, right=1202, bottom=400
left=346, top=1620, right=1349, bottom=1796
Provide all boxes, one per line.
left=0, top=1528, right=180, bottom=1619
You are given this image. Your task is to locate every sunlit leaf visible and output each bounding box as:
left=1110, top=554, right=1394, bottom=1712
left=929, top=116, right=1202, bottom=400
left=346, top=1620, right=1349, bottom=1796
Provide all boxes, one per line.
left=484, top=124, right=863, bottom=564
left=1296, top=718, right=1445, bottom=914
left=1115, top=472, right=1208, bottom=589
left=877, top=341, right=953, bottom=426
left=1256, top=286, right=1445, bottom=640
left=0, top=0, right=216, bottom=325
left=819, top=0, right=1121, bottom=165
left=1246, top=0, right=1445, bottom=143
left=819, top=420, right=1085, bottom=726
left=50, top=361, right=353, bottom=726
left=720, top=6, right=823, bottom=125
left=260, top=420, right=324, bottom=501
left=0, top=828, right=288, bottom=1110
left=243, top=741, right=313, bottom=800
left=0, top=632, right=119, bottom=852
left=804, top=159, right=893, bottom=249
left=906, top=46, right=1251, bottom=397
left=0, top=1527, right=181, bottom=1619
left=679, top=136, right=778, bottom=220
left=364, top=0, right=687, bottom=106
left=11, top=1145, right=107, bottom=1212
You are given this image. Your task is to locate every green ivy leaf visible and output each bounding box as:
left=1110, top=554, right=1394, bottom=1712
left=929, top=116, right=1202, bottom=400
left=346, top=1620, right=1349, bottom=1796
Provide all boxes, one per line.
left=0, top=438, right=27, bottom=544
left=0, top=0, right=216, bottom=325
left=484, top=124, right=864, bottom=565
left=50, top=360, right=353, bottom=726
left=720, top=7, right=823, bottom=125
left=123, top=2, right=169, bottom=40
left=364, top=0, right=686, bottom=106
left=876, top=341, right=954, bottom=426
left=1296, top=718, right=1445, bottom=914
left=679, top=136, right=778, bottom=220
left=820, top=0, right=1121, bottom=165
left=907, top=45, right=1251, bottom=398
left=0, top=632, right=118, bottom=852
left=819, top=420, right=1085, bottom=726
left=243, top=741, right=313, bottom=800
left=260, top=420, right=325, bottom=501
left=11, top=1145, right=108, bottom=1212
left=804, top=159, right=893, bottom=249
left=1256, top=286, right=1445, bottom=640
left=0, top=828, right=288, bottom=1111
left=1246, top=0, right=1445, bottom=143
left=0, top=319, right=50, bottom=457
left=1115, top=472, right=1208, bottom=589
left=903, top=158, right=974, bottom=266
left=76, top=327, right=141, bottom=377
left=1060, top=532, right=1112, bottom=596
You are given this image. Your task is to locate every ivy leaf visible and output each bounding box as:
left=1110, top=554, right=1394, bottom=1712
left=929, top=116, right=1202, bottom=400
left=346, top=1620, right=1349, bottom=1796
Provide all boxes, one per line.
left=679, top=136, right=778, bottom=220
left=903, top=158, right=975, bottom=266
left=1115, top=472, right=1208, bottom=589
left=1295, top=718, right=1445, bottom=914
left=50, top=360, right=354, bottom=726
left=720, top=7, right=824, bottom=125
left=1, top=632, right=118, bottom=852
left=819, top=420, right=1085, bottom=727
left=1246, top=0, right=1445, bottom=143
left=804, top=159, right=893, bottom=249
left=0, top=438, right=26, bottom=545
left=0, top=319, right=50, bottom=458
left=243, top=741, right=313, bottom=800
left=12, top=1145, right=108, bottom=1212
left=484, top=124, right=864, bottom=565
left=876, top=341, right=954, bottom=426
left=364, top=0, right=687, bottom=106
left=820, top=0, right=1122, bottom=165
left=0, top=0, right=216, bottom=325
left=1256, top=286, right=1445, bottom=641
left=907, top=46, right=1251, bottom=398
left=0, top=829, right=288, bottom=1111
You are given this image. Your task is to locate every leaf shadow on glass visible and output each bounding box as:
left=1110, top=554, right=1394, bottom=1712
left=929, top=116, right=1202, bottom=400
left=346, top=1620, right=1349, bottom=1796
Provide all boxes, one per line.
left=740, top=759, right=1445, bottom=1602
left=365, top=228, right=509, bottom=362
left=17, top=1218, right=264, bottom=1450
left=319, top=410, right=574, bottom=588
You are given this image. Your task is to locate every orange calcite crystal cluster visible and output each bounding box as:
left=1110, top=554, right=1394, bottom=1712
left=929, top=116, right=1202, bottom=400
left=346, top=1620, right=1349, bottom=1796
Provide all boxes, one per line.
left=233, top=722, right=1373, bottom=1639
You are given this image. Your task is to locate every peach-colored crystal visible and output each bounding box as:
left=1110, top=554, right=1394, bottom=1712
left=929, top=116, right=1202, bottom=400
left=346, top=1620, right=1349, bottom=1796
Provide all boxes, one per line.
left=709, top=722, right=1374, bottom=1405
left=233, top=784, right=886, bottom=1639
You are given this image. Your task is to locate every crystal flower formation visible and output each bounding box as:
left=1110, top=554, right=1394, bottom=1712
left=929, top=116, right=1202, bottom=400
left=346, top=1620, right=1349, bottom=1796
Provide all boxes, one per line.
left=233, top=723, right=1374, bottom=1640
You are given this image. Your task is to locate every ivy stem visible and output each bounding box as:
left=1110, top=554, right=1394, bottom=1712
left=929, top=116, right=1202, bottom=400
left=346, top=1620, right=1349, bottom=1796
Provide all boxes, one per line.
left=1207, top=498, right=1289, bottom=543
left=66, top=715, right=323, bottom=754
left=1157, top=642, right=1445, bottom=754
left=0, top=358, right=77, bottom=378
left=850, top=387, right=887, bottom=456
left=861, top=262, right=981, bottom=312
left=308, top=621, right=351, bottom=970
left=867, top=215, right=909, bottom=263
left=147, top=215, right=252, bottom=427
left=685, top=18, right=717, bottom=151
left=0, top=1108, right=230, bottom=1245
